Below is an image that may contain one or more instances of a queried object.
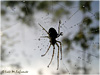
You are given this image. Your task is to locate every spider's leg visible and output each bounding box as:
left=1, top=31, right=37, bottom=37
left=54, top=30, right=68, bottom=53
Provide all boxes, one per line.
left=58, top=20, right=61, bottom=35
left=41, top=44, right=51, bottom=57
left=56, top=43, right=60, bottom=70
left=38, top=23, right=49, bottom=35
left=40, top=36, right=50, bottom=39
left=57, top=41, right=62, bottom=60
left=47, top=45, right=55, bottom=68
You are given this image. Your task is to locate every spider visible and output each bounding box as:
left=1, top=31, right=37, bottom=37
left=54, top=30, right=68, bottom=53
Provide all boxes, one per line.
left=38, top=20, right=63, bottom=70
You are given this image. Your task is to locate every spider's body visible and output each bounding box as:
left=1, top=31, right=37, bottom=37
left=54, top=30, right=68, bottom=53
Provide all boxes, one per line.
left=49, top=28, right=58, bottom=46
left=38, top=20, right=62, bottom=70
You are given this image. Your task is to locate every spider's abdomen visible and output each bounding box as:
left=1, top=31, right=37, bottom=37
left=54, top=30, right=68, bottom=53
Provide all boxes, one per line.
left=48, top=28, right=58, bottom=39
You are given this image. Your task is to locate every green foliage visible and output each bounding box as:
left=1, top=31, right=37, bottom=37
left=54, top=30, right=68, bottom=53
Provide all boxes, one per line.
left=6, top=1, right=20, bottom=7
left=37, top=1, right=49, bottom=11
left=90, top=27, right=99, bottom=34
left=79, top=1, right=91, bottom=13
left=65, top=1, right=73, bottom=6
left=63, top=38, right=72, bottom=50
left=1, top=9, right=6, bottom=15
left=1, top=47, right=6, bottom=61
left=81, top=42, right=89, bottom=49
left=83, top=17, right=92, bottom=26
left=74, top=31, right=87, bottom=42
left=95, top=12, right=99, bottom=20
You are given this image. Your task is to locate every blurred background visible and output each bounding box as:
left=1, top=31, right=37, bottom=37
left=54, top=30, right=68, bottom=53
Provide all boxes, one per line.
left=1, top=0, right=99, bottom=75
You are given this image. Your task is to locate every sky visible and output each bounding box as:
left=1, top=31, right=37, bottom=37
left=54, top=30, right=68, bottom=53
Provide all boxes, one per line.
left=1, top=1, right=99, bottom=75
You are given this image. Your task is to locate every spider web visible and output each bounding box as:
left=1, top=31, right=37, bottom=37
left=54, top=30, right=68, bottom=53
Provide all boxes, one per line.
left=34, top=1, right=99, bottom=74
left=30, top=1, right=99, bottom=74
left=1, top=1, right=99, bottom=75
